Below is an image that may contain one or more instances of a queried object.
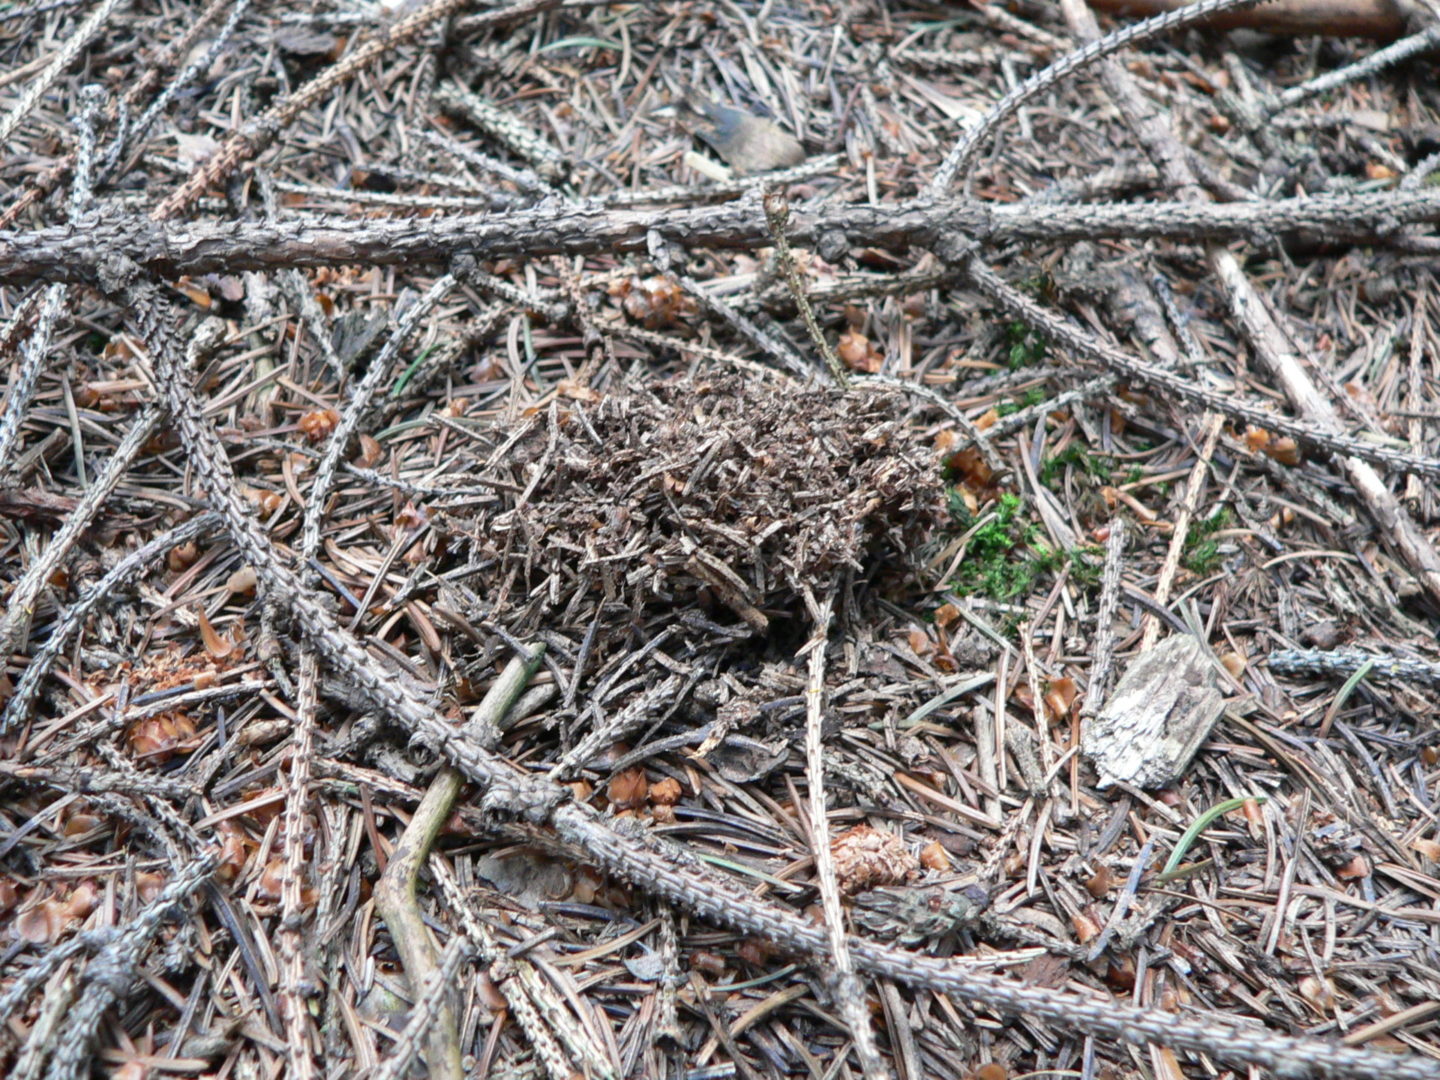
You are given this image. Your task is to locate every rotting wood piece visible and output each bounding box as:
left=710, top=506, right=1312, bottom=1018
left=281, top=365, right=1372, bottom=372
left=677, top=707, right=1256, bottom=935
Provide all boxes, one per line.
left=1083, top=635, right=1227, bottom=789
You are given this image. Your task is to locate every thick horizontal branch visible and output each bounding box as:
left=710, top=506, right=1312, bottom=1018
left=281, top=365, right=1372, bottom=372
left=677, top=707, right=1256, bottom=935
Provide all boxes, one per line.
left=2, top=188, right=1437, bottom=284
left=3, top=201, right=976, bottom=285
left=1001, top=187, right=1440, bottom=242
left=1090, top=0, right=1407, bottom=39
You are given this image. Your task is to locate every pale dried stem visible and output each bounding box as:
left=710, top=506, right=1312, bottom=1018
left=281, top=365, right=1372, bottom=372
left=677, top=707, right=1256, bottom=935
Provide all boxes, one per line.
left=12, top=970, right=74, bottom=1080
left=429, top=861, right=584, bottom=1080
left=374, top=649, right=544, bottom=1080
left=1060, top=0, right=1440, bottom=609
left=930, top=0, right=1268, bottom=192
left=277, top=649, right=320, bottom=1080
left=1083, top=519, right=1127, bottom=719
left=369, top=937, right=473, bottom=1080
left=801, top=588, right=888, bottom=1080
left=0, top=0, right=130, bottom=148
left=0, top=403, right=160, bottom=658
left=0, top=283, right=64, bottom=476
left=0, top=512, right=220, bottom=736
left=1403, top=289, right=1428, bottom=506
left=1212, top=255, right=1440, bottom=605
left=1140, top=414, right=1223, bottom=651
left=298, top=272, right=456, bottom=570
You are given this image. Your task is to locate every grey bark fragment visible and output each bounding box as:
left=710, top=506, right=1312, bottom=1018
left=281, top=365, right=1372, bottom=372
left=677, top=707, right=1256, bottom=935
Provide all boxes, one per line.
left=1082, top=635, right=1225, bottom=789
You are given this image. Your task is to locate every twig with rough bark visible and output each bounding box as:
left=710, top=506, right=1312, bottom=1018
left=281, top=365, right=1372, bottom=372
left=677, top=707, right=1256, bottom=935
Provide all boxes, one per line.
left=0, top=512, right=219, bottom=735
left=930, top=0, right=1269, bottom=191
left=28, top=852, right=217, bottom=1080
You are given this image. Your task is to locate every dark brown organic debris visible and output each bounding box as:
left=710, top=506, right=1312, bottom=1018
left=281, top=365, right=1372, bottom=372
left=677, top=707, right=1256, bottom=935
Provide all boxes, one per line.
left=443, top=375, right=942, bottom=654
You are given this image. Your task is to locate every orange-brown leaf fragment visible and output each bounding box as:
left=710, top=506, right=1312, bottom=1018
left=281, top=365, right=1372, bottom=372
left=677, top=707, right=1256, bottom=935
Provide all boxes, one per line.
left=1043, top=677, right=1078, bottom=723
left=1266, top=437, right=1301, bottom=466
left=608, top=767, right=649, bottom=810
left=167, top=541, right=200, bottom=572
left=196, top=607, right=234, bottom=659
left=355, top=433, right=383, bottom=468
left=298, top=407, right=341, bottom=443
left=919, top=840, right=951, bottom=872
left=1412, top=837, right=1440, bottom=861
left=837, top=330, right=883, bottom=373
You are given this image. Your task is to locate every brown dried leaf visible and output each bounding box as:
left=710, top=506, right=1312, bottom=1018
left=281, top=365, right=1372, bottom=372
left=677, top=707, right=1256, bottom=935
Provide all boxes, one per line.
left=919, top=840, right=951, bottom=872
left=1299, top=974, right=1336, bottom=1011
left=558, top=379, right=602, bottom=403
left=607, top=767, right=649, bottom=810
left=355, top=433, right=383, bottom=468
left=1412, top=837, right=1440, bottom=861
left=226, top=566, right=258, bottom=595
left=616, top=275, right=694, bottom=329
left=837, top=330, right=883, bottom=373
left=196, top=607, right=234, bottom=659
left=1085, top=865, right=1113, bottom=898
left=1043, top=676, right=1078, bottom=723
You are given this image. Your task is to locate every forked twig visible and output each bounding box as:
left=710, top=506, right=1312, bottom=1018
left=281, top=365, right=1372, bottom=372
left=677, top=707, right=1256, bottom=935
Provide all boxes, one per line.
left=31, top=852, right=218, bottom=1080
left=929, top=0, right=1269, bottom=191
left=0, top=512, right=220, bottom=736
left=0, top=0, right=129, bottom=148
left=373, top=648, right=545, bottom=1080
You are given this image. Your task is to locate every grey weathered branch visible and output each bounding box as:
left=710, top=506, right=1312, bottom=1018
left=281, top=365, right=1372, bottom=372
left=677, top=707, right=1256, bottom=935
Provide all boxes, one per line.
left=5, top=187, right=1438, bottom=285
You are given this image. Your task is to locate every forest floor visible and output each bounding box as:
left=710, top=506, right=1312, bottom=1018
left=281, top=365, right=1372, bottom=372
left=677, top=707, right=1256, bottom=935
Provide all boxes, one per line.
left=1, top=2, right=1439, bottom=1079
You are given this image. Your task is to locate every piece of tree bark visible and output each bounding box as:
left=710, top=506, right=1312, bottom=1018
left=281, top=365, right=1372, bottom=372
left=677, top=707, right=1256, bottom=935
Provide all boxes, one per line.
left=1082, top=636, right=1226, bottom=789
